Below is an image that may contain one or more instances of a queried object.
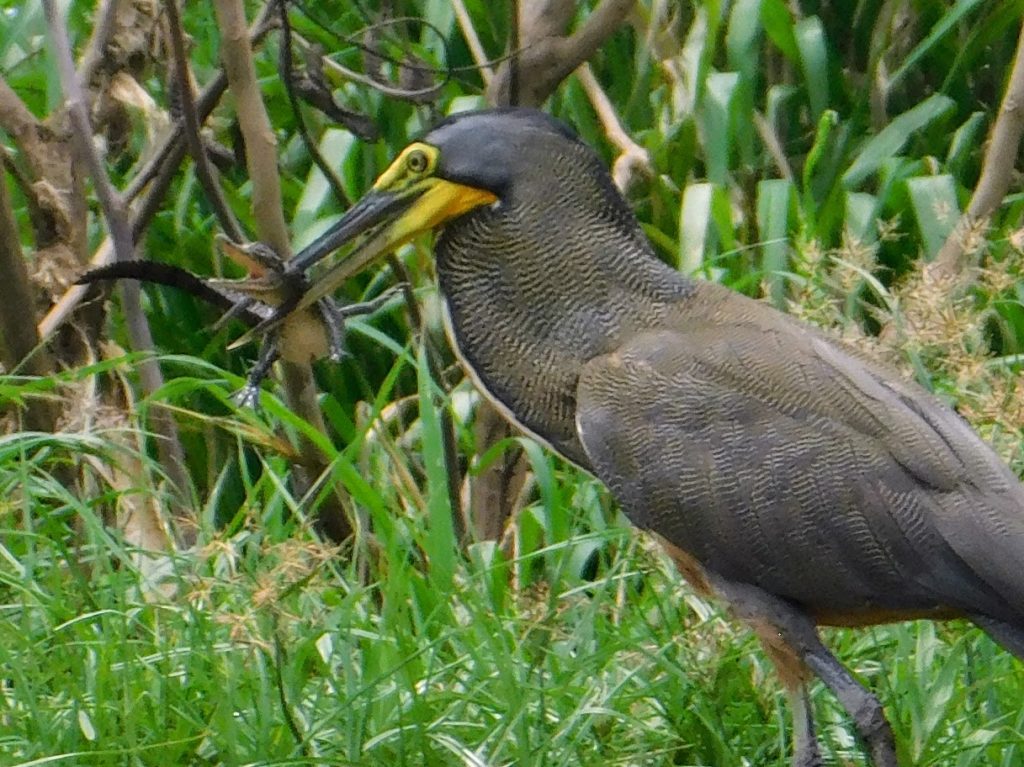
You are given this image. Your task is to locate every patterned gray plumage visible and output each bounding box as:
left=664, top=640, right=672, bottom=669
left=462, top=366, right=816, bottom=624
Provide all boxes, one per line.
left=414, top=109, right=1024, bottom=765
left=431, top=111, right=1024, bottom=635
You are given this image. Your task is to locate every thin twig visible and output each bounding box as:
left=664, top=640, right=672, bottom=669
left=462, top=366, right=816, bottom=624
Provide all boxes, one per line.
left=212, top=0, right=353, bottom=542
left=753, top=110, right=795, bottom=183
left=577, top=62, right=652, bottom=192
left=165, top=0, right=243, bottom=241
left=43, top=0, right=192, bottom=540
left=278, top=0, right=351, bottom=207
left=313, top=44, right=447, bottom=102
left=271, top=628, right=309, bottom=753
left=451, top=0, right=493, bottom=85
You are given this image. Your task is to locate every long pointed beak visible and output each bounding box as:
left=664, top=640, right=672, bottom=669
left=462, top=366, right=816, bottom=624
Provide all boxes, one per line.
left=230, top=177, right=496, bottom=348
left=288, top=179, right=497, bottom=313
left=289, top=190, right=414, bottom=274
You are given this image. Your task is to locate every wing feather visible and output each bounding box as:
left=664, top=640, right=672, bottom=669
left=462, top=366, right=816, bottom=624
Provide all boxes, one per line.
left=575, top=325, right=1024, bottom=624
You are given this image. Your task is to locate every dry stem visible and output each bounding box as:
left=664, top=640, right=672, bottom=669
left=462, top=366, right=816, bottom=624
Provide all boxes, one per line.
left=43, top=0, right=191, bottom=539
left=212, top=0, right=353, bottom=542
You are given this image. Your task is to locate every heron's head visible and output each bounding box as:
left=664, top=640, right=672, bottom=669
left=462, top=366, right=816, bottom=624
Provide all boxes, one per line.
left=289, top=109, right=592, bottom=308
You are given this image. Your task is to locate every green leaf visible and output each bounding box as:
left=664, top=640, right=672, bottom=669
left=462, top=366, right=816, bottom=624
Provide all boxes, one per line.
left=416, top=343, right=455, bottom=591
left=795, top=16, right=829, bottom=122
left=946, top=111, right=986, bottom=174
left=803, top=109, right=839, bottom=197
left=726, top=0, right=763, bottom=81
left=678, top=6, right=713, bottom=114
left=710, top=185, right=738, bottom=256
left=760, top=0, right=798, bottom=62
left=679, top=182, right=715, bottom=274
left=701, top=72, right=740, bottom=183
left=842, top=94, right=956, bottom=188
left=756, top=179, right=795, bottom=307
left=845, top=192, right=879, bottom=244
left=888, top=0, right=985, bottom=90
left=906, top=175, right=960, bottom=259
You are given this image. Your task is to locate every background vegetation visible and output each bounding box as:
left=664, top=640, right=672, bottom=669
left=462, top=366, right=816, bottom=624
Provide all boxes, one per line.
left=2, top=0, right=1024, bottom=764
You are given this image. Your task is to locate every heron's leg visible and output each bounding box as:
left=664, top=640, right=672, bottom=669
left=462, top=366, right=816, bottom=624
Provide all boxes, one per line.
left=971, top=613, right=1024, bottom=660
left=788, top=685, right=823, bottom=767
left=801, top=647, right=897, bottom=767
left=716, top=578, right=898, bottom=767
left=756, top=630, right=823, bottom=767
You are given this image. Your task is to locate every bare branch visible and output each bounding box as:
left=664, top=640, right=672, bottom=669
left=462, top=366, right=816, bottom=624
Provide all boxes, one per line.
left=77, top=0, right=123, bottom=86
left=452, top=0, right=493, bottom=85
left=577, top=62, right=652, bottom=192
left=467, top=404, right=530, bottom=541
left=212, top=0, right=289, bottom=254
left=44, top=3, right=133, bottom=265
left=43, top=0, right=191, bottom=539
left=212, top=0, right=352, bottom=542
left=165, top=0, right=243, bottom=241
left=0, top=170, right=58, bottom=431
left=0, top=76, right=87, bottom=258
left=488, top=0, right=634, bottom=107
left=929, top=21, right=1024, bottom=281
left=0, top=77, right=43, bottom=149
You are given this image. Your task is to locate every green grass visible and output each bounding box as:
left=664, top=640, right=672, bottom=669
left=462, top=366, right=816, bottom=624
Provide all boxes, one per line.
left=2, top=356, right=1024, bottom=766
left=4, top=0, right=1024, bottom=764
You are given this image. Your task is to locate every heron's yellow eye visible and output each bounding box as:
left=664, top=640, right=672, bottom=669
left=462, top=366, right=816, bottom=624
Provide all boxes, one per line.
left=406, top=149, right=429, bottom=173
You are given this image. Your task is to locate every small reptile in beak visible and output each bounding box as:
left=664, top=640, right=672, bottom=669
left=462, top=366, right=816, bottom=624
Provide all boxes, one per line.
left=76, top=237, right=402, bottom=407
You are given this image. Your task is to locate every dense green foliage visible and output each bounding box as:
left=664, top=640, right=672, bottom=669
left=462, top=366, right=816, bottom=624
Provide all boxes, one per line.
left=2, top=0, right=1024, bottom=764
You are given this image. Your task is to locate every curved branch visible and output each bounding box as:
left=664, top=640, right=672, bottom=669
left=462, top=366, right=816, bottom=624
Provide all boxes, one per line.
left=166, top=0, right=243, bottom=242
left=212, top=0, right=352, bottom=543
left=488, top=0, right=634, bottom=107
left=930, top=20, right=1024, bottom=280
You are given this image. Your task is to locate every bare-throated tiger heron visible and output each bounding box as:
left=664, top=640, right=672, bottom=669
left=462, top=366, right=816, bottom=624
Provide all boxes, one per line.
left=282, top=109, right=1024, bottom=766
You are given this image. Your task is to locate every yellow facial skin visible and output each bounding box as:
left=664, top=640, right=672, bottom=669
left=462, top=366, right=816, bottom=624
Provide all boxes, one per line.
left=371, top=142, right=440, bottom=193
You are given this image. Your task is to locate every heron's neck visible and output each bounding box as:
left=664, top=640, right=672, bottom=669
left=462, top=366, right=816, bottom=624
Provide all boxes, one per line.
left=435, top=206, right=693, bottom=466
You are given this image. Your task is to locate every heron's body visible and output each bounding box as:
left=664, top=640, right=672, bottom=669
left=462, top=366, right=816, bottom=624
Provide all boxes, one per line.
left=280, top=108, right=1024, bottom=765
left=431, top=113, right=1024, bottom=632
